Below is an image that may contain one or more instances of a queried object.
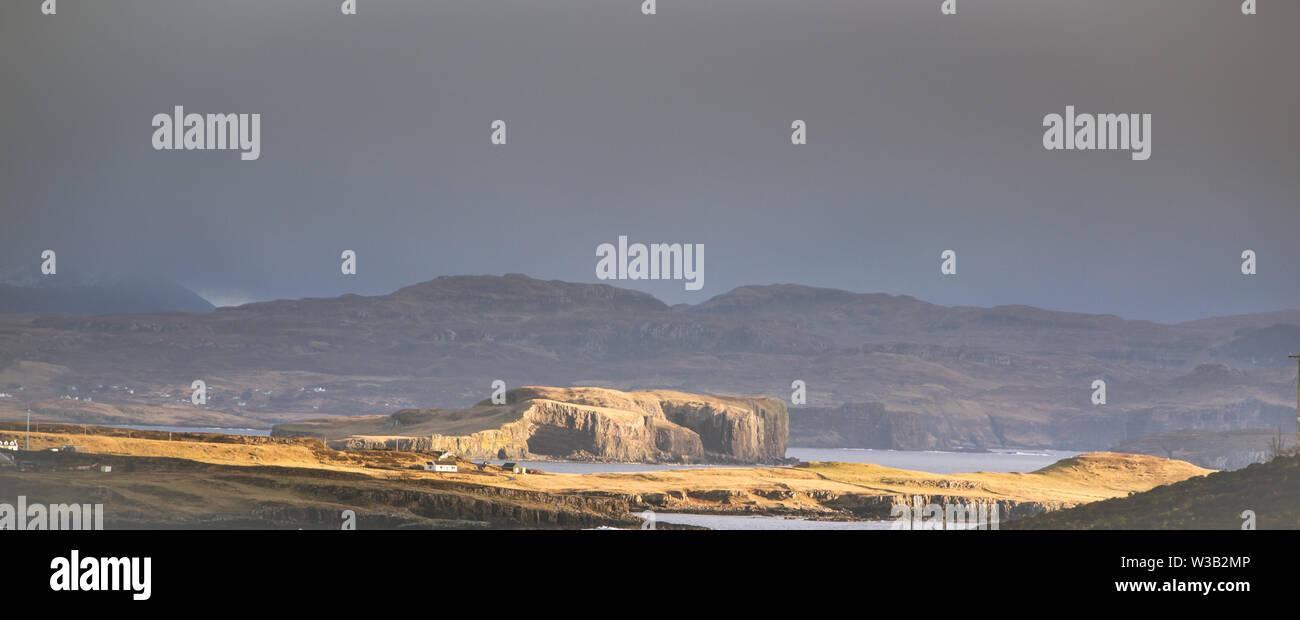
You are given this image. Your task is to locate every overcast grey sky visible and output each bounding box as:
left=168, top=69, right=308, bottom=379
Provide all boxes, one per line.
left=2, top=0, right=1296, bottom=322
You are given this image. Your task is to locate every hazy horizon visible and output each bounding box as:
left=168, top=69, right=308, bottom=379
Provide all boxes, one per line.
left=14, top=269, right=1294, bottom=327
left=194, top=272, right=1294, bottom=326
left=3, top=0, right=1297, bottom=323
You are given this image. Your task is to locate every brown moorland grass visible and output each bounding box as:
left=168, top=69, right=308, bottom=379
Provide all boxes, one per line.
left=1, top=426, right=1212, bottom=521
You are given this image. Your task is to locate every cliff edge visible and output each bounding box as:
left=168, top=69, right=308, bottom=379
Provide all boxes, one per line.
left=271, top=386, right=789, bottom=464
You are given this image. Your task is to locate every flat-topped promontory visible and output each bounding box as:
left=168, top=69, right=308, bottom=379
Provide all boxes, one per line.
left=271, top=386, right=789, bottom=464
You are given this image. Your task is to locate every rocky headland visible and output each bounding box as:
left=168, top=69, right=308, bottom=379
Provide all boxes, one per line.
left=271, top=386, right=789, bottom=464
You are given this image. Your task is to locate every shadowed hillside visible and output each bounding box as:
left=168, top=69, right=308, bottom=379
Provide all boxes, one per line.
left=1109, top=428, right=1296, bottom=470
left=0, top=274, right=1295, bottom=452
left=1006, top=454, right=1300, bottom=529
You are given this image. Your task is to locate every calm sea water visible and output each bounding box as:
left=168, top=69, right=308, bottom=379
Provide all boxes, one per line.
left=784, top=447, right=1079, bottom=474
left=490, top=448, right=1075, bottom=475
left=654, top=513, right=897, bottom=530
left=485, top=460, right=756, bottom=474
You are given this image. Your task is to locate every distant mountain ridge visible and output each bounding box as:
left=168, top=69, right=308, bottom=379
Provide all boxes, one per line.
left=0, top=275, right=214, bottom=315
left=0, top=274, right=1295, bottom=453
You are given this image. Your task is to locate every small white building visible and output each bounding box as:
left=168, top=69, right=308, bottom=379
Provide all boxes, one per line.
left=423, top=461, right=458, bottom=473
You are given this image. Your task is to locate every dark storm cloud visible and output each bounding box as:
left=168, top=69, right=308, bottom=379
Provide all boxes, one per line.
left=1, top=0, right=1296, bottom=320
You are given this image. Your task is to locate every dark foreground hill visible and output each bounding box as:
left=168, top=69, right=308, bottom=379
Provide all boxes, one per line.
left=1006, top=454, right=1300, bottom=529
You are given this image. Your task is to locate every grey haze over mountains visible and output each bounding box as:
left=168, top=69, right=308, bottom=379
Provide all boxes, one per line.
left=0, top=270, right=214, bottom=315
left=2, top=0, right=1298, bottom=322
left=0, top=274, right=1296, bottom=453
